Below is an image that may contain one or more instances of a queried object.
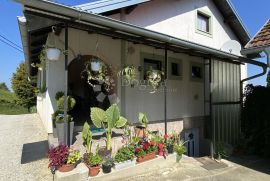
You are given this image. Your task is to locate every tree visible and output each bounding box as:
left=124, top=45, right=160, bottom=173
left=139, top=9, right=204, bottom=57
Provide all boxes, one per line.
left=0, top=83, right=9, bottom=91
left=267, top=70, right=270, bottom=88
left=11, top=62, right=36, bottom=111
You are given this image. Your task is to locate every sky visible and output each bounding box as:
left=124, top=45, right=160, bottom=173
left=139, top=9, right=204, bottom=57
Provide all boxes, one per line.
left=0, top=0, right=269, bottom=90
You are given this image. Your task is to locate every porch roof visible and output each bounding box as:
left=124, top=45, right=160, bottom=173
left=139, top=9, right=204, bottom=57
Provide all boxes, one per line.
left=15, top=0, right=267, bottom=76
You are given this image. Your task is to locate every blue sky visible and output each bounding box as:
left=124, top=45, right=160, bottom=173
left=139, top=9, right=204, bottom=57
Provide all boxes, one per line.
left=0, top=0, right=269, bottom=89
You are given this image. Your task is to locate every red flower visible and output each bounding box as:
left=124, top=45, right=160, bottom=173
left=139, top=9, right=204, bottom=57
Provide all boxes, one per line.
left=142, top=142, right=150, bottom=150
left=164, top=134, right=169, bottom=139
left=135, top=147, right=140, bottom=153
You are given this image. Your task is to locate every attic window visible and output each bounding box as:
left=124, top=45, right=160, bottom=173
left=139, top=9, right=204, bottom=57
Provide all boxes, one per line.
left=197, top=12, right=210, bottom=33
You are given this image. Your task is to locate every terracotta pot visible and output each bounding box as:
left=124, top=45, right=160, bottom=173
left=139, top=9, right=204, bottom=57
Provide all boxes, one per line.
left=85, top=163, right=101, bottom=177
left=137, top=152, right=156, bottom=163
left=58, top=164, right=75, bottom=172
left=149, top=141, right=157, bottom=146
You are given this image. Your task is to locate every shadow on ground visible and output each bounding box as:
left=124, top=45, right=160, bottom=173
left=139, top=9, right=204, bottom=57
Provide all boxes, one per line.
left=21, top=140, right=49, bottom=164
left=228, top=155, right=270, bottom=175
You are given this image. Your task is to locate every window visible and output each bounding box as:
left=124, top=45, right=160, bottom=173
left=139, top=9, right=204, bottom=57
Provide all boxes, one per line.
left=197, top=12, right=210, bottom=33
left=171, top=63, right=179, bottom=76
left=190, top=62, right=203, bottom=81
left=143, top=58, right=162, bottom=80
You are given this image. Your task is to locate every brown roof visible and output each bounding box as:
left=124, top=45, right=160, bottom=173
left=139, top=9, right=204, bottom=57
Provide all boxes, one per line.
left=245, top=19, right=270, bottom=49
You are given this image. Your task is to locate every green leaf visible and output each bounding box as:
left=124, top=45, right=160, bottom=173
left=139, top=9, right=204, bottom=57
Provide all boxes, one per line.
left=138, top=112, right=148, bottom=127
left=115, top=116, right=127, bottom=128
left=105, top=104, right=120, bottom=126
left=90, top=107, right=106, bottom=128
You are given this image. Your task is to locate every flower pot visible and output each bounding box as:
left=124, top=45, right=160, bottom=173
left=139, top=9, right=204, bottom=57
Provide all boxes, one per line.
left=114, top=159, right=136, bottom=170
left=102, top=164, right=112, bottom=174
left=136, top=152, right=156, bottom=163
left=176, top=154, right=182, bottom=163
left=58, top=164, right=74, bottom=172
left=46, top=48, right=61, bottom=61
left=85, top=164, right=101, bottom=177
left=214, top=154, right=222, bottom=161
left=167, top=144, right=174, bottom=154
left=56, top=121, right=74, bottom=145
left=91, top=61, right=101, bottom=71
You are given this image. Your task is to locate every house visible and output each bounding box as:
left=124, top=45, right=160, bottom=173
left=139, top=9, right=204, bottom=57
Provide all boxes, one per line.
left=15, top=0, right=267, bottom=156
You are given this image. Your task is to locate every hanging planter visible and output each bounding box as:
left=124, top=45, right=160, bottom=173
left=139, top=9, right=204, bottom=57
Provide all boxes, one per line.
left=146, top=68, right=164, bottom=93
left=118, top=65, right=137, bottom=87
left=46, top=47, right=61, bottom=61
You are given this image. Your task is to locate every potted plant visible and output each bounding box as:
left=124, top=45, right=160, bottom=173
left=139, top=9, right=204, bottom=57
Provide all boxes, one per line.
left=52, top=92, right=76, bottom=145
left=215, top=142, right=228, bottom=160
left=90, top=104, right=127, bottom=158
left=166, top=132, right=179, bottom=154
left=174, top=141, right=187, bottom=163
left=114, top=145, right=136, bottom=170
left=102, top=158, right=114, bottom=174
left=146, top=67, right=164, bottom=93
left=82, top=122, right=92, bottom=157
left=47, top=144, right=70, bottom=172
left=135, top=141, right=157, bottom=163
left=59, top=149, right=81, bottom=172
left=135, top=112, right=149, bottom=138
left=46, top=46, right=61, bottom=61
left=118, top=65, right=137, bottom=87
left=85, top=145, right=103, bottom=177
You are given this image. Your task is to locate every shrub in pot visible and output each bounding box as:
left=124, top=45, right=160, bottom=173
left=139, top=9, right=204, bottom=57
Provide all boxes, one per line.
left=53, top=92, right=76, bottom=145
left=102, top=158, right=114, bottom=174
left=90, top=104, right=127, bottom=158
left=174, top=141, right=187, bottom=163
left=47, top=144, right=71, bottom=172
left=114, top=145, right=136, bottom=170
left=135, top=113, right=149, bottom=138
left=85, top=145, right=103, bottom=177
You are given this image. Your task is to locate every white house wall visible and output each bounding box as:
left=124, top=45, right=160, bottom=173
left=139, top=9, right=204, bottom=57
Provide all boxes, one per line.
left=41, top=27, right=205, bottom=133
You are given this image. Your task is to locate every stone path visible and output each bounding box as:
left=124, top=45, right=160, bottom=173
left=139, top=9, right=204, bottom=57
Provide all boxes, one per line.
left=0, top=114, right=52, bottom=181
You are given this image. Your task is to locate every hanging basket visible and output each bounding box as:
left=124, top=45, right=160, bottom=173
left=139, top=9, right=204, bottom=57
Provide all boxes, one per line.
left=46, top=48, right=61, bottom=61
left=146, top=68, right=164, bottom=93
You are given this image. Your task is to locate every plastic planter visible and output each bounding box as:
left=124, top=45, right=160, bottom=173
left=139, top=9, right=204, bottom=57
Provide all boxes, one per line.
left=114, top=159, right=136, bottom=170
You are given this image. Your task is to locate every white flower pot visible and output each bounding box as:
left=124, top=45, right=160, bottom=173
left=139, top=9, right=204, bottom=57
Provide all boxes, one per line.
left=46, top=48, right=61, bottom=61
left=114, top=159, right=136, bottom=170
left=91, top=61, right=101, bottom=71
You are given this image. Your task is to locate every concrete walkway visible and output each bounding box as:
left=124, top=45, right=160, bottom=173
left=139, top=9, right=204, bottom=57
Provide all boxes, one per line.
left=0, top=114, right=52, bottom=181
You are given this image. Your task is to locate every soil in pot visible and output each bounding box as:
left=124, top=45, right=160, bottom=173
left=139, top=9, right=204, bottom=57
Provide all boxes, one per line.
left=58, top=164, right=75, bottom=172
left=98, top=147, right=112, bottom=160
left=102, top=164, right=112, bottom=174
left=85, top=164, right=101, bottom=177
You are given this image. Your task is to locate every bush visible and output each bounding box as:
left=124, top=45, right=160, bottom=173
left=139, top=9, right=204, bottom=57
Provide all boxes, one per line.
left=114, top=146, right=135, bottom=163
left=242, top=84, right=270, bottom=157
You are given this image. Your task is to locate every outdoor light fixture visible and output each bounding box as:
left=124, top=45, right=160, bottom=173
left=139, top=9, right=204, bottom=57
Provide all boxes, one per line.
left=91, top=60, right=101, bottom=71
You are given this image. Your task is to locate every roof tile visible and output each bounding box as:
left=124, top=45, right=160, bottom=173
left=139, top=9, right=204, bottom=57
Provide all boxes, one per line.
left=245, top=19, right=270, bottom=49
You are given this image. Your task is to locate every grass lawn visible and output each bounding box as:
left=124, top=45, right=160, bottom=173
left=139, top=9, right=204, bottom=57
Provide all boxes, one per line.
left=0, top=89, right=30, bottom=115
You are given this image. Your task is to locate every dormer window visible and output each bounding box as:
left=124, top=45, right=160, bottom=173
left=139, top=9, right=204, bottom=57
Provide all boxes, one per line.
left=196, top=10, right=212, bottom=37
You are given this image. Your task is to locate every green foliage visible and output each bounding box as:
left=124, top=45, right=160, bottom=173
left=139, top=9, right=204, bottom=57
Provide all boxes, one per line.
left=114, top=146, right=135, bottom=163
left=216, top=142, right=228, bottom=158
left=174, top=141, right=187, bottom=156
left=167, top=131, right=179, bottom=145
left=0, top=82, right=9, bottom=91
left=102, top=158, right=114, bottom=167
left=118, top=65, right=137, bottom=87
left=57, top=96, right=76, bottom=111
left=11, top=63, right=36, bottom=110
left=88, top=145, right=102, bottom=167
left=242, top=84, right=270, bottom=157
left=267, top=71, right=270, bottom=88
left=55, top=114, right=73, bottom=123
left=90, top=104, right=127, bottom=150
left=67, top=149, right=81, bottom=164
left=82, top=122, right=93, bottom=154
left=138, top=112, right=149, bottom=128
left=55, top=91, right=64, bottom=101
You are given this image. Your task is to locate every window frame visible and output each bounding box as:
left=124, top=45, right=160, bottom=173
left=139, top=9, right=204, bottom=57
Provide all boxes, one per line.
left=196, top=10, right=213, bottom=37
left=190, top=62, right=204, bottom=82
left=168, top=58, right=183, bottom=80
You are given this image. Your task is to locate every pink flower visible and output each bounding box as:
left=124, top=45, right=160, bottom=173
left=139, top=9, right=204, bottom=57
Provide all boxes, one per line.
left=164, top=134, right=169, bottom=139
